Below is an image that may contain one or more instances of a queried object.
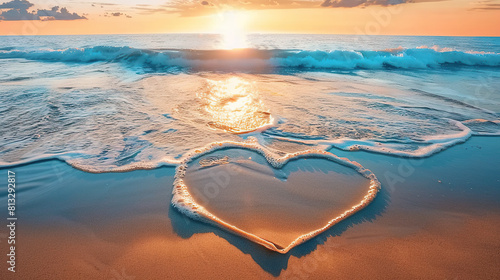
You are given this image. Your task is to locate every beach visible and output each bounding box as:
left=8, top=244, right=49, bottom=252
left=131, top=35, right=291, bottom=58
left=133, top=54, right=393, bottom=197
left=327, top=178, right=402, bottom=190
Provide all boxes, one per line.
left=1, top=33, right=500, bottom=278
left=1, top=135, right=498, bottom=279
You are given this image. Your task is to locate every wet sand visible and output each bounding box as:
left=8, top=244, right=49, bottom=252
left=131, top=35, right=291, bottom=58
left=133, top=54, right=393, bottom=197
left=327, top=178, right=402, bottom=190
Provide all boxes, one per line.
left=184, top=148, right=372, bottom=248
left=1, top=136, right=499, bottom=279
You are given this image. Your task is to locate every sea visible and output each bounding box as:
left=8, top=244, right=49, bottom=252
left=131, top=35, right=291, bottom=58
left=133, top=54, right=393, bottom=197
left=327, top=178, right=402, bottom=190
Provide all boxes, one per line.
left=0, top=34, right=499, bottom=172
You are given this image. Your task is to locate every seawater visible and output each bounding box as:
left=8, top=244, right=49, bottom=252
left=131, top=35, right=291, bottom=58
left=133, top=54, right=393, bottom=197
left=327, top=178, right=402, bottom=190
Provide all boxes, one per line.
left=0, top=34, right=499, bottom=171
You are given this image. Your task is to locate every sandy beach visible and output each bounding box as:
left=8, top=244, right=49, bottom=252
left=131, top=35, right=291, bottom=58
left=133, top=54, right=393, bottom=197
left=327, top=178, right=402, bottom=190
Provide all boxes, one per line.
left=1, top=2, right=499, bottom=278
left=1, top=136, right=498, bottom=279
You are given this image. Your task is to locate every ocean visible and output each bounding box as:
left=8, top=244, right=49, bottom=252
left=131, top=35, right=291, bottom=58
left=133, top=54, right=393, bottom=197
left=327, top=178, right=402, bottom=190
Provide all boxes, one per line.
left=1, top=34, right=500, bottom=267
left=1, top=34, right=499, bottom=173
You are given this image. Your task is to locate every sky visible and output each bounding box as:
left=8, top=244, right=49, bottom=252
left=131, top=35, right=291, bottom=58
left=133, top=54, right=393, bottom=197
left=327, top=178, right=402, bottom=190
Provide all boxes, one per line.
left=0, top=0, right=499, bottom=36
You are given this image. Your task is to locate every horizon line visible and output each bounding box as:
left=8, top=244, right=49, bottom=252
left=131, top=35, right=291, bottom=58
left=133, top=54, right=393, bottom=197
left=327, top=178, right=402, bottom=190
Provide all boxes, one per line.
left=1, top=32, right=499, bottom=38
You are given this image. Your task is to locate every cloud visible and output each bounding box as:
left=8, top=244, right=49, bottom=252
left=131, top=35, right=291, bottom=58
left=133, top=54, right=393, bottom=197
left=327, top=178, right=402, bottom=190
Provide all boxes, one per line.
left=37, top=6, right=87, bottom=20
left=0, top=5, right=37, bottom=20
left=469, top=0, right=500, bottom=10
left=160, top=0, right=423, bottom=16
left=103, top=11, right=132, bottom=18
left=0, top=0, right=86, bottom=20
left=201, top=1, right=214, bottom=6
left=321, top=0, right=410, bottom=7
left=132, top=5, right=175, bottom=15
left=92, top=2, right=118, bottom=6
left=163, top=0, right=319, bottom=16
left=0, top=0, right=32, bottom=10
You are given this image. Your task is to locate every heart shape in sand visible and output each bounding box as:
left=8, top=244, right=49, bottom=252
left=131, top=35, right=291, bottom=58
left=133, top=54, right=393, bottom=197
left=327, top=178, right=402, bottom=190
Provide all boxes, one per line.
left=171, top=137, right=380, bottom=254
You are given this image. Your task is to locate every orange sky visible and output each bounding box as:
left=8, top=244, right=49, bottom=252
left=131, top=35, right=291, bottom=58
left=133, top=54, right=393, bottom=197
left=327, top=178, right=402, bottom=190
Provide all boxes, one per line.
left=0, top=0, right=499, bottom=36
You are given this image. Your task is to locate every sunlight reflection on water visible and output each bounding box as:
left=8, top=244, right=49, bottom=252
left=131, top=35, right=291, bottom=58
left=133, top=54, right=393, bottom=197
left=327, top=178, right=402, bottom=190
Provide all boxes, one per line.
left=197, top=77, right=273, bottom=134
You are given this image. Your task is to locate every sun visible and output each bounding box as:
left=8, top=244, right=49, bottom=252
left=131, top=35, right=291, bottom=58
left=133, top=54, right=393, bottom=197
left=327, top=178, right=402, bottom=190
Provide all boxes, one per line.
left=216, top=10, right=248, bottom=49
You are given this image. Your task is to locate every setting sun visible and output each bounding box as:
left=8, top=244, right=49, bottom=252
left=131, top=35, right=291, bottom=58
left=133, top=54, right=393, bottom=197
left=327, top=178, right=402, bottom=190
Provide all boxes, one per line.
left=216, top=10, right=248, bottom=49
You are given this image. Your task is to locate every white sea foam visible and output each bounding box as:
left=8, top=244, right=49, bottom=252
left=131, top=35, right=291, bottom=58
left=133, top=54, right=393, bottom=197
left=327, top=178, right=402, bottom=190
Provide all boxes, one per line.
left=1, top=70, right=497, bottom=173
left=198, top=155, right=229, bottom=167
left=262, top=119, right=491, bottom=158
left=330, top=119, right=473, bottom=157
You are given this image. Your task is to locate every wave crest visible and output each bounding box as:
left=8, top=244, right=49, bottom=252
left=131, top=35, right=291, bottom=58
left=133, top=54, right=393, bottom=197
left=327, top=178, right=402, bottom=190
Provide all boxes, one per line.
left=1, top=46, right=499, bottom=71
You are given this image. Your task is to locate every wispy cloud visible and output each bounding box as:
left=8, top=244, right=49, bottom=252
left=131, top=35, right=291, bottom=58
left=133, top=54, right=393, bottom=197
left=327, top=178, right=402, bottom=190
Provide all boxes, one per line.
left=159, top=0, right=320, bottom=16
left=469, top=0, right=500, bottom=10
left=152, top=0, right=438, bottom=16
left=103, top=11, right=132, bottom=18
left=321, top=0, right=411, bottom=8
left=131, top=4, right=176, bottom=15
left=92, top=2, right=119, bottom=6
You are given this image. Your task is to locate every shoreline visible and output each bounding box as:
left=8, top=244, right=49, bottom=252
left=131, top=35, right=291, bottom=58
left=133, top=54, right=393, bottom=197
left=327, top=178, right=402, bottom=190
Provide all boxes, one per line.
left=0, top=135, right=499, bottom=279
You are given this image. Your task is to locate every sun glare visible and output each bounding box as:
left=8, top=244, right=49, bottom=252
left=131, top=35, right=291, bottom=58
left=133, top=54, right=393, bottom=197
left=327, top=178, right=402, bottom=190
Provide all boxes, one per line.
left=217, top=10, right=248, bottom=49
left=197, top=77, right=273, bottom=133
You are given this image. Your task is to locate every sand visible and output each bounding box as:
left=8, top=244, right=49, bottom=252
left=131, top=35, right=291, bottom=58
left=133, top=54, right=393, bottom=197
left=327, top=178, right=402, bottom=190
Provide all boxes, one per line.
left=1, top=136, right=499, bottom=279
left=183, top=148, right=373, bottom=248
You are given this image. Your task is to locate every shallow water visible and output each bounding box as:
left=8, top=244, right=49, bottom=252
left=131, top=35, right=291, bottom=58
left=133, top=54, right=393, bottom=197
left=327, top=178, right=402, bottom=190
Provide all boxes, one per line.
left=0, top=34, right=499, bottom=171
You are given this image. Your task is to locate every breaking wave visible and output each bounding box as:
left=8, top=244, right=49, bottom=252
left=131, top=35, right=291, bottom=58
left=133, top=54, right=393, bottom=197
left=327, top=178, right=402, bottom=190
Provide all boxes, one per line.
left=1, top=46, right=500, bottom=71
